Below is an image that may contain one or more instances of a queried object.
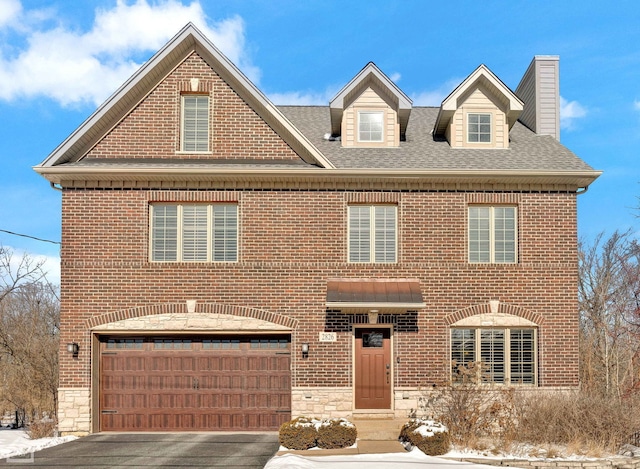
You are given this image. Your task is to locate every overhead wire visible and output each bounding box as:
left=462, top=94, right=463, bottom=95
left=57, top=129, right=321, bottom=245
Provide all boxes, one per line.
left=0, top=229, right=61, bottom=245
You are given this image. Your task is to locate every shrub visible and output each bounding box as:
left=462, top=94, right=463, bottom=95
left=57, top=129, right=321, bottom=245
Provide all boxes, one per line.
left=278, top=417, right=318, bottom=450
left=399, top=419, right=450, bottom=455
left=317, top=418, right=357, bottom=449
left=279, top=417, right=358, bottom=450
left=27, top=418, right=56, bottom=439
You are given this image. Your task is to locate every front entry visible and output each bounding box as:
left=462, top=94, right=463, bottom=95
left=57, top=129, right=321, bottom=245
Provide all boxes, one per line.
left=354, top=327, right=391, bottom=409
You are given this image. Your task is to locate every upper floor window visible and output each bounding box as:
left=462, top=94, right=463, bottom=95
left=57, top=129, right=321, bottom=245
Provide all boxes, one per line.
left=150, top=204, right=237, bottom=262
left=467, top=113, right=491, bottom=143
left=451, top=327, right=536, bottom=385
left=181, top=95, right=209, bottom=152
left=358, top=111, right=384, bottom=143
left=348, top=205, right=397, bottom=263
left=468, top=206, right=517, bottom=263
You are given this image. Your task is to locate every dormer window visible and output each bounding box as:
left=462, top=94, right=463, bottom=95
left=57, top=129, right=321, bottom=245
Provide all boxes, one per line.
left=358, top=111, right=384, bottom=143
left=467, top=113, right=491, bottom=143
left=181, top=94, right=209, bottom=152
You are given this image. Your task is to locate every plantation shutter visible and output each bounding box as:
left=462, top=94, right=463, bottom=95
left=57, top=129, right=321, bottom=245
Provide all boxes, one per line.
left=213, top=205, right=238, bottom=262
left=468, top=207, right=491, bottom=262
left=182, top=95, right=209, bottom=152
left=151, top=205, right=178, bottom=261
left=374, top=206, right=396, bottom=262
left=510, top=329, right=535, bottom=384
left=349, top=206, right=371, bottom=262
left=493, top=207, right=516, bottom=263
left=480, top=330, right=505, bottom=383
left=182, top=205, right=208, bottom=261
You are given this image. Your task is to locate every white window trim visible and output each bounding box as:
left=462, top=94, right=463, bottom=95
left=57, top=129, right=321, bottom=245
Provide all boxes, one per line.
left=347, top=205, right=397, bottom=264
left=150, top=204, right=238, bottom=263
left=357, top=110, right=385, bottom=143
left=468, top=205, right=518, bottom=264
left=466, top=112, right=492, bottom=144
left=451, top=327, right=538, bottom=385
left=180, top=94, right=210, bottom=153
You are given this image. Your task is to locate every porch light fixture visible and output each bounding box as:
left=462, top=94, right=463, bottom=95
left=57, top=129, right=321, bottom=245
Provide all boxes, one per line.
left=301, top=343, right=309, bottom=358
left=67, top=342, right=79, bottom=356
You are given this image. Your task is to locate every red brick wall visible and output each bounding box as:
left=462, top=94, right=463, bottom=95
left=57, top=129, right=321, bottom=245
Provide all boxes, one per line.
left=85, top=53, right=299, bottom=161
left=59, top=188, right=579, bottom=389
left=57, top=50, right=580, bottom=392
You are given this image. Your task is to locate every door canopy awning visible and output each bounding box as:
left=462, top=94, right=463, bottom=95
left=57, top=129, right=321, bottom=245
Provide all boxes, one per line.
left=326, top=278, right=425, bottom=314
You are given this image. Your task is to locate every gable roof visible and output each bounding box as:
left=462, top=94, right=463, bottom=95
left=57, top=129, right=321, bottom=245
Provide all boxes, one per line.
left=35, top=23, right=334, bottom=170
left=329, top=62, right=412, bottom=136
left=433, top=64, right=524, bottom=137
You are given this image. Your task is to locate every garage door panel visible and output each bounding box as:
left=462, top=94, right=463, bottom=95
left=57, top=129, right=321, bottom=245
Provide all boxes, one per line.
left=100, top=335, right=291, bottom=431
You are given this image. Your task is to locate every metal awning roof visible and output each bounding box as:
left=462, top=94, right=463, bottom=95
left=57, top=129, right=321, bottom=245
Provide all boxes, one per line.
left=326, top=278, right=425, bottom=314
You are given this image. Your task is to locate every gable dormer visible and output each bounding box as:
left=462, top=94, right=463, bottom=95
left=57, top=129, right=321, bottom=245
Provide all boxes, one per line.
left=330, top=62, right=412, bottom=148
left=433, top=64, right=523, bottom=149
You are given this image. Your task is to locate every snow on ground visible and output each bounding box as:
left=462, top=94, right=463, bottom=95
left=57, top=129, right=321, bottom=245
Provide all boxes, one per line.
left=0, top=428, right=77, bottom=459
left=265, top=448, right=519, bottom=468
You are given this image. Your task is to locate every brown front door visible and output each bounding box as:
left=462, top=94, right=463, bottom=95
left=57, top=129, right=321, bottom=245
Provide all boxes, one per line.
left=355, top=328, right=391, bottom=409
left=99, top=335, right=291, bottom=431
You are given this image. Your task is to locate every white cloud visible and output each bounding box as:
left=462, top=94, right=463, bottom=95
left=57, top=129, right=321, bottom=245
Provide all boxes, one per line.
left=633, top=99, right=640, bottom=111
left=0, top=0, right=21, bottom=28
left=411, top=78, right=461, bottom=107
left=560, top=96, right=587, bottom=130
left=389, top=72, right=401, bottom=83
left=0, top=0, right=256, bottom=106
left=268, top=88, right=339, bottom=106
left=3, top=246, right=60, bottom=287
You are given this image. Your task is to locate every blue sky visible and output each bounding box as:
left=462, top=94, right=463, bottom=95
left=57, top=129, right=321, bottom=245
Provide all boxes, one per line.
left=0, top=0, right=638, bottom=284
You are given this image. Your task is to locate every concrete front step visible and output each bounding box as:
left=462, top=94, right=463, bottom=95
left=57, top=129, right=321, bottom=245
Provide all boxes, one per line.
left=352, top=418, right=406, bottom=441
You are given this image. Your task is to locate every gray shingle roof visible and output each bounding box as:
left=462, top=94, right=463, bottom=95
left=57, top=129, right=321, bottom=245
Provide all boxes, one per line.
left=279, top=106, right=595, bottom=172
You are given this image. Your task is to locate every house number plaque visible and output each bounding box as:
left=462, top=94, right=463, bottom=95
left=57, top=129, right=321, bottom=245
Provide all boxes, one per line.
left=319, top=332, right=337, bottom=342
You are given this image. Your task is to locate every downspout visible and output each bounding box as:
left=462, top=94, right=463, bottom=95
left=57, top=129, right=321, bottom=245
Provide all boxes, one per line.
left=576, top=186, right=589, bottom=195
left=50, top=182, right=62, bottom=192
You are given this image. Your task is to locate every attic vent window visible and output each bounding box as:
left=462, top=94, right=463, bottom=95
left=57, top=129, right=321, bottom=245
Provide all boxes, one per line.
left=358, top=111, right=384, bottom=143
left=181, top=95, right=209, bottom=152
left=467, top=113, right=491, bottom=143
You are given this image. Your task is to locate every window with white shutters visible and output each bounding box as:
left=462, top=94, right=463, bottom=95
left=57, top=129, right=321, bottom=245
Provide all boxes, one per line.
left=348, top=205, right=397, bottom=263
left=181, top=95, right=209, bottom=152
left=451, top=327, right=536, bottom=385
left=468, top=206, right=517, bottom=263
left=150, top=204, right=237, bottom=262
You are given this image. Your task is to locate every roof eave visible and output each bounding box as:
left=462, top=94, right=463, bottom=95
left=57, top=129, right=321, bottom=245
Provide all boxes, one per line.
left=33, top=166, right=602, bottom=189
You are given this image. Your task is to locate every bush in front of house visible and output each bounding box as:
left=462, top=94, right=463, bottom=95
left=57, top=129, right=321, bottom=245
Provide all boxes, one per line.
left=278, top=417, right=318, bottom=450
left=399, top=419, right=450, bottom=456
left=279, top=417, right=357, bottom=450
left=316, top=418, right=357, bottom=449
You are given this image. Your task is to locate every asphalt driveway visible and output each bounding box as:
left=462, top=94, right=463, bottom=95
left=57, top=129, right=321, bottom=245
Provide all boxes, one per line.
left=0, top=433, right=280, bottom=468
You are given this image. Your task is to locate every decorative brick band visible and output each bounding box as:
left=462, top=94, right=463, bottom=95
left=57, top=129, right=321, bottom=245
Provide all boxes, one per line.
left=444, top=302, right=544, bottom=326
left=86, top=302, right=299, bottom=330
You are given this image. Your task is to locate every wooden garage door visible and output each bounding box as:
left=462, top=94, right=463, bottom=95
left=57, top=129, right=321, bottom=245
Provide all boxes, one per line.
left=99, top=335, right=291, bottom=431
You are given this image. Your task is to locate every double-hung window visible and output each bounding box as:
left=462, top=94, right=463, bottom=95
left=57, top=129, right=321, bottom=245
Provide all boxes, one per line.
left=467, top=113, right=491, bottom=143
left=358, top=111, right=384, bottom=143
left=348, top=205, right=397, bottom=263
left=451, top=328, right=536, bottom=385
left=151, top=204, right=237, bottom=262
left=468, top=206, right=517, bottom=263
left=181, top=95, right=209, bottom=152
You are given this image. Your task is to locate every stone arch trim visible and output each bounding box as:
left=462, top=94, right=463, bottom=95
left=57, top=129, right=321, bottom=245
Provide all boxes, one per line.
left=86, top=302, right=299, bottom=330
left=444, top=302, right=544, bottom=326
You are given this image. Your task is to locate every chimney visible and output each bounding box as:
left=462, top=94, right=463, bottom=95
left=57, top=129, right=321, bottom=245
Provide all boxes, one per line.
left=515, top=56, right=560, bottom=141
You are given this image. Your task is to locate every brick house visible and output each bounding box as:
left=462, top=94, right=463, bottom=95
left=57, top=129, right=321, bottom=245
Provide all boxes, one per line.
left=35, top=24, right=600, bottom=434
